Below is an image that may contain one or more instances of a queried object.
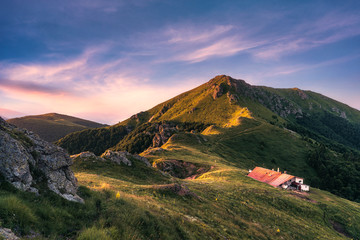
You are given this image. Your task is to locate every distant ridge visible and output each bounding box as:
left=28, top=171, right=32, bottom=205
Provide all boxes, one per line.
left=7, top=113, right=108, bottom=142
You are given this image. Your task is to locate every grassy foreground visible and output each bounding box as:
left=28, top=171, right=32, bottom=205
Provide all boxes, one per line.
left=2, top=128, right=359, bottom=239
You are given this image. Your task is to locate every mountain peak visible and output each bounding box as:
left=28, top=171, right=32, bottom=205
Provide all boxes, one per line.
left=207, top=75, right=246, bottom=86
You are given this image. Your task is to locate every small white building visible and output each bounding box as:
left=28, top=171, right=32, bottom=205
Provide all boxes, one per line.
left=299, top=184, right=310, bottom=191
left=295, top=177, right=304, bottom=184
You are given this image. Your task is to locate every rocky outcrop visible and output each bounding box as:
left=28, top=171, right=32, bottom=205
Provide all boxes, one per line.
left=221, top=75, right=304, bottom=118
left=152, top=123, right=177, bottom=147
left=212, top=83, right=227, bottom=100
left=0, top=228, right=20, bottom=240
left=71, top=151, right=104, bottom=161
left=101, top=150, right=132, bottom=166
left=332, top=107, right=347, bottom=119
left=100, top=150, right=150, bottom=167
left=0, top=117, right=83, bottom=203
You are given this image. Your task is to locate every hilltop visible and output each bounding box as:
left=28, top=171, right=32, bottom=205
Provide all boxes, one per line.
left=7, top=113, right=108, bottom=142
left=57, top=75, right=360, bottom=202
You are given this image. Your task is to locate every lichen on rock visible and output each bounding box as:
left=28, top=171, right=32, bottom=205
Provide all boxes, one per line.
left=0, top=117, right=83, bottom=203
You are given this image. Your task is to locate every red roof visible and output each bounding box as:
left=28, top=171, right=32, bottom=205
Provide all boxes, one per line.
left=248, top=167, right=295, bottom=187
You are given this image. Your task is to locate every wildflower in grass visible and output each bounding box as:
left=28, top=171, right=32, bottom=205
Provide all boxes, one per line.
left=116, top=191, right=120, bottom=199
left=277, top=228, right=280, bottom=233
left=215, top=198, right=218, bottom=201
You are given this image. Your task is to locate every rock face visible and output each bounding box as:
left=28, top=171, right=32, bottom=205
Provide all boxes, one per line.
left=212, top=83, right=226, bottom=99
left=0, top=227, right=20, bottom=240
left=215, top=75, right=304, bottom=118
left=0, top=117, right=83, bottom=203
left=152, top=123, right=177, bottom=147
left=71, top=151, right=103, bottom=161
left=100, top=150, right=150, bottom=167
left=101, top=150, right=133, bottom=166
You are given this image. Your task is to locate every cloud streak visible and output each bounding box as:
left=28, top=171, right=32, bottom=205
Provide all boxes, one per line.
left=175, top=36, right=263, bottom=63
left=252, top=11, right=360, bottom=60
left=0, top=78, right=66, bottom=95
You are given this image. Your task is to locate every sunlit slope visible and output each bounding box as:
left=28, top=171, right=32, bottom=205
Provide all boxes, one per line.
left=58, top=75, right=360, bottom=156
left=68, top=129, right=360, bottom=240
left=2, top=123, right=359, bottom=239
left=56, top=75, right=282, bottom=154
left=120, top=75, right=267, bottom=127
left=7, top=113, right=107, bottom=142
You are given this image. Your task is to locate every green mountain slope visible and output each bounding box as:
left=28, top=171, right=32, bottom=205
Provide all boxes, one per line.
left=2, top=75, right=360, bottom=239
left=7, top=113, right=107, bottom=142
left=56, top=75, right=360, bottom=202
left=2, top=132, right=360, bottom=239
left=58, top=75, right=360, bottom=153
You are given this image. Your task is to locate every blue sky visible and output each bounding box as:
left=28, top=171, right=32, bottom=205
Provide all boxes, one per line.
left=1, top=0, right=360, bottom=124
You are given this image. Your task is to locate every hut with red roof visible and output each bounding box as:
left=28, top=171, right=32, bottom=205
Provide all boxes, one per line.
left=248, top=167, right=309, bottom=191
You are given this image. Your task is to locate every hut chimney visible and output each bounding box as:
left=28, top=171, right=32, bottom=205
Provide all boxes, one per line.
left=277, top=168, right=279, bottom=172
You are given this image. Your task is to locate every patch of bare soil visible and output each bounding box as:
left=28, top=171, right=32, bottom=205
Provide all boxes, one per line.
left=330, top=220, right=352, bottom=238
left=289, top=191, right=317, bottom=203
left=152, top=159, right=212, bottom=179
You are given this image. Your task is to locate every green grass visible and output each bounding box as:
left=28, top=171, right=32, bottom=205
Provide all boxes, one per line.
left=71, top=157, right=170, bottom=185
left=77, top=226, right=113, bottom=240
left=0, top=179, right=100, bottom=238
left=2, top=129, right=360, bottom=239
left=68, top=124, right=360, bottom=239
left=0, top=195, right=37, bottom=233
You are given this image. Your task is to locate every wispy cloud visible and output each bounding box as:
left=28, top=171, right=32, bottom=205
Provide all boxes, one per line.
left=175, top=36, right=262, bottom=63
left=252, top=11, right=360, bottom=60
left=165, top=25, right=234, bottom=44
left=133, top=9, right=360, bottom=64
left=133, top=24, right=264, bottom=63
left=238, top=54, right=360, bottom=87
left=264, top=54, right=360, bottom=77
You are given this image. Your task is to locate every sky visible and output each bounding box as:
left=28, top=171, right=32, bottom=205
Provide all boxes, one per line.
left=1, top=0, right=360, bottom=124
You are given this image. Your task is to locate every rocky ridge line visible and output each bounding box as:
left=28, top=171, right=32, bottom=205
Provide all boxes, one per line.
left=71, top=150, right=150, bottom=167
